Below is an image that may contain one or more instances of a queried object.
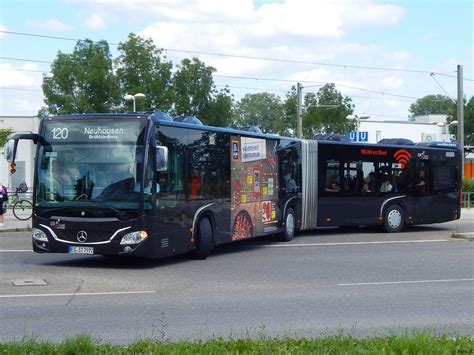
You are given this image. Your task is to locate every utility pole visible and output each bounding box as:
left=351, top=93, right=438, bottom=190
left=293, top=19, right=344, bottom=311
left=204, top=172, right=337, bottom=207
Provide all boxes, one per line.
left=457, top=65, right=464, bottom=178
left=296, top=82, right=303, bottom=138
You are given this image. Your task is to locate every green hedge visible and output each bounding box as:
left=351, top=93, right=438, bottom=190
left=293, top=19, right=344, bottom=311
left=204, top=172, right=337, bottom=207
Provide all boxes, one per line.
left=462, top=179, right=474, bottom=192
left=1, top=333, right=473, bottom=354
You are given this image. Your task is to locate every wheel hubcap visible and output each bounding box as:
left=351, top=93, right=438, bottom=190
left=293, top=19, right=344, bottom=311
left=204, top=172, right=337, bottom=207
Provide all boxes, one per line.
left=286, top=213, right=294, bottom=236
left=387, top=210, right=402, bottom=229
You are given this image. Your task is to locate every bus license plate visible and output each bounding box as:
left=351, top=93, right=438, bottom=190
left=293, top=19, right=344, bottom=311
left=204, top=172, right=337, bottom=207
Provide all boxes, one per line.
left=68, top=246, right=94, bottom=255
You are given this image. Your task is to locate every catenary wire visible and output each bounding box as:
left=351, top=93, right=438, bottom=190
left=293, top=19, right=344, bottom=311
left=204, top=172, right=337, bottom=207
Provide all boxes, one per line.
left=1, top=30, right=472, bottom=81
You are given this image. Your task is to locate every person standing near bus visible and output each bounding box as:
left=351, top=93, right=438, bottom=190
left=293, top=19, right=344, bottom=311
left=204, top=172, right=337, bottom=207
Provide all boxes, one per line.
left=0, top=182, right=8, bottom=227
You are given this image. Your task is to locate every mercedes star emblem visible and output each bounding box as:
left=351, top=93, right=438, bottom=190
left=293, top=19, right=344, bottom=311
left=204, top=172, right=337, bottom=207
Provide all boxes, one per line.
left=77, top=231, right=88, bottom=243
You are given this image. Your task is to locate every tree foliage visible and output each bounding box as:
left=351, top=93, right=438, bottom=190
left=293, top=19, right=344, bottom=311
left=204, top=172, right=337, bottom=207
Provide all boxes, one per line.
left=172, top=58, right=215, bottom=117
left=448, top=96, right=474, bottom=146
left=41, top=39, right=117, bottom=115
left=301, top=83, right=355, bottom=138
left=0, top=128, right=14, bottom=147
left=234, top=92, right=288, bottom=134
left=201, top=88, right=234, bottom=128
left=115, top=33, right=173, bottom=112
left=408, top=94, right=455, bottom=119
left=172, top=57, right=233, bottom=126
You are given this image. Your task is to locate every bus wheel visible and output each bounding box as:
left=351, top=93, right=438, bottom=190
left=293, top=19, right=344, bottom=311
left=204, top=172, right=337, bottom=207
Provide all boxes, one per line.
left=189, top=217, right=213, bottom=259
left=280, top=208, right=295, bottom=242
left=384, top=205, right=404, bottom=233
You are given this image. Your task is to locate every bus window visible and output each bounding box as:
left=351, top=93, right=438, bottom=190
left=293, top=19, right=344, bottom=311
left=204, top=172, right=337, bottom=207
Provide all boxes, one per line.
left=324, top=159, right=340, bottom=193
left=415, top=162, right=430, bottom=195
left=433, top=164, right=457, bottom=193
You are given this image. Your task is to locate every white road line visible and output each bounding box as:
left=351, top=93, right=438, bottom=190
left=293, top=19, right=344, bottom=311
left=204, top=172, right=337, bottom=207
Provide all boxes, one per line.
left=0, top=250, right=31, bottom=252
left=260, top=239, right=452, bottom=247
left=339, top=278, right=474, bottom=286
left=0, top=290, right=156, bottom=298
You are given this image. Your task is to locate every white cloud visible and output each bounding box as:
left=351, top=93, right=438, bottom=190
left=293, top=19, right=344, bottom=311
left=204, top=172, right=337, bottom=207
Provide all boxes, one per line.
left=390, top=51, right=411, bottom=61
left=0, top=64, right=43, bottom=116
left=28, top=18, right=74, bottom=31
left=382, top=76, right=404, bottom=89
left=86, top=13, right=106, bottom=30
left=0, top=24, right=6, bottom=37
left=0, top=64, right=43, bottom=88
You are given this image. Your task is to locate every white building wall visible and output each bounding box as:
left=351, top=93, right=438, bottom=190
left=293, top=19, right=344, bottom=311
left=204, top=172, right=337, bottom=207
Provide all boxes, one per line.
left=0, top=116, right=39, bottom=190
left=354, top=120, right=449, bottom=144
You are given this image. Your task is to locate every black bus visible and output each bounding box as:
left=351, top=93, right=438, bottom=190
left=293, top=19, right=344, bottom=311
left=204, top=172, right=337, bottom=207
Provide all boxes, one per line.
left=4, top=112, right=461, bottom=259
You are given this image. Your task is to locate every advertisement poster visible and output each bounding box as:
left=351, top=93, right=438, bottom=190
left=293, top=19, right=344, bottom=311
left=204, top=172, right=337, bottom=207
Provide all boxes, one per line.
left=230, top=136, right=279, bottom=241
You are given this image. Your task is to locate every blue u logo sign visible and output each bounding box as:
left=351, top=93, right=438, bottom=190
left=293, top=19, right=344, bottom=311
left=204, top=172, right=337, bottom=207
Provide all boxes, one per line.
left=359, top=132, right=368, bottom=142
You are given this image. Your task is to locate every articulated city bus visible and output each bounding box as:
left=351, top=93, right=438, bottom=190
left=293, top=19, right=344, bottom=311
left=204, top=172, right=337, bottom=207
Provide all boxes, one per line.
left=5, top=112, right=461, bottom=259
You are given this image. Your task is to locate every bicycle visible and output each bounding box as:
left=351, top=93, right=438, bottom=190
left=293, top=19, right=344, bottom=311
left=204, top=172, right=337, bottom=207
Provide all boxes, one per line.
left=3, top=184, right=33, bottom=221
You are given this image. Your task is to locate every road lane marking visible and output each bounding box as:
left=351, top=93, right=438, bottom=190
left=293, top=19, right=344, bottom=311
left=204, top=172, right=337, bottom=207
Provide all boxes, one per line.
left=0, top=250, right=31, bottom=252
left=0, top=290, right=156, bottom=298
left=0, top=239, right=458, bottom=253
left=260, top=239, right=452, bottom=247
left=339, top=278, right=474, bottom=286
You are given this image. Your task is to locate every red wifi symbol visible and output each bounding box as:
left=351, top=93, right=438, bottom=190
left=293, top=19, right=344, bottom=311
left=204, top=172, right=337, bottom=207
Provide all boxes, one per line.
left=394, top=149, right=412, bottom=169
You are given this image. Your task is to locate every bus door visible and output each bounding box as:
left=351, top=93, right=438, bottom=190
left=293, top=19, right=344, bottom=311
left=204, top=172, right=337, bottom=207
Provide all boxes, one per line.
left=412, top=159, right=432, bottom=223
left=154, top=126, right=189, bottom=244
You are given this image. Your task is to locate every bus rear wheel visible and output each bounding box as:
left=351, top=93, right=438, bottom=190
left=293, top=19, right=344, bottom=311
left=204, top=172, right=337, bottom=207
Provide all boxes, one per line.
left=189, top=217, right=213, bottom=259
left=384, top=205, right=404, bottom=233
left=280, top=208, right=295, bottom=242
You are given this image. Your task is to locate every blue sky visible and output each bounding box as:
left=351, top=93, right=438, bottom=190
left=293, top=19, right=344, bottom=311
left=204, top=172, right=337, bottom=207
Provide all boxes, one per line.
left=0, top=0, right=472, bottom=119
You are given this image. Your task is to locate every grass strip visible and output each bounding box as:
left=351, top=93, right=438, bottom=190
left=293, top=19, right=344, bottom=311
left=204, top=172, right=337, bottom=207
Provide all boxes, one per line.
left=1, top=332, right=473, bottom=354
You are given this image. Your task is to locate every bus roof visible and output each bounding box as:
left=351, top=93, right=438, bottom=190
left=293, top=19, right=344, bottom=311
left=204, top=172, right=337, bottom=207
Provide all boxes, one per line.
left=44, top=112, right=460, bottom=150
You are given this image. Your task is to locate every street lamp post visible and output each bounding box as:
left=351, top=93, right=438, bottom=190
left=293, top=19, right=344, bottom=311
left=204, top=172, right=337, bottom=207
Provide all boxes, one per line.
left=436, top=121, right=458, bottom=142
left=124, top=93, right=146, bottom=112
left=346, top=114, right=370, bottom=141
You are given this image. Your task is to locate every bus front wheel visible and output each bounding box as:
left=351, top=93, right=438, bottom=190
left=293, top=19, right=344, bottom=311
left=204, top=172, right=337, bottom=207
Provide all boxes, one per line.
left=280, top=208, right=295, bottom=242
left=189, top=217, right=213, bottom=259
left=384, top=205, right=404, bottom=233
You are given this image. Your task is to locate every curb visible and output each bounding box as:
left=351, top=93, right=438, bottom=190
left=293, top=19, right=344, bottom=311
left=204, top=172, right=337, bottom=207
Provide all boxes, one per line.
left=452, top=232, right=474, bottom=241
left=0, top=228, right=32, bottom=233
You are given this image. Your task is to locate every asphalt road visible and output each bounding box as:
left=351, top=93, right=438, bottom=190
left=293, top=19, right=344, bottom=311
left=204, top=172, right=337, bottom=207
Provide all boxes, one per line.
left=0, top=220, right=473, bottom=344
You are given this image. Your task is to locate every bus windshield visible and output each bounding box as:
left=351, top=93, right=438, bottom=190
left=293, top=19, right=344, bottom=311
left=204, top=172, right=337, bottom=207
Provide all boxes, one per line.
left=35, top=118, right=146, bottom=211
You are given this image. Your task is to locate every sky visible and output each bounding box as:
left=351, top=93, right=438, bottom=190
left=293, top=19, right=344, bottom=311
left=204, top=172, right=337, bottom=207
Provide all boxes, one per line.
left=0, top=0, right=472, bottom=121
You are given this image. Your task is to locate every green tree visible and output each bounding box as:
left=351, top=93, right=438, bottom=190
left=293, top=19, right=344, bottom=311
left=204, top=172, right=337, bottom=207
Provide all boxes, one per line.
left=115, top=33, right=173, bottom=112
left=172, top=57, right=215, bottom=118
left=234, top=92, right=288, bottom=134
left=302, top=83, right=355, bottom=138
left=464, top=96, right=474, bottom=146
left=282, top=86, right=298, bottom=136
left=0, top=128, right=14, bottom=147
left=201, top=87, right=234, bottom=127
left=448, top=96, right=474, bottom=146
left=41, top=39, right=117, bottom=114
left=408, top=94, right=455, bottom=119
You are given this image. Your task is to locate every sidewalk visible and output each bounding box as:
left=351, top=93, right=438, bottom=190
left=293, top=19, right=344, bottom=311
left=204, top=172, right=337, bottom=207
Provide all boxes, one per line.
left=0, top=211, right=32, bottom=233
left=0, top=208, right=472, bottom=234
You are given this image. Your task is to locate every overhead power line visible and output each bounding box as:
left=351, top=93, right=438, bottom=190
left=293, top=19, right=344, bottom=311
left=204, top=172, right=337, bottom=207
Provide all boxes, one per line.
left=0, top=87, right=42, bottom=92
left=1, top=30, right=472, bottom=81
left=0, top=60, right=422, bottom=101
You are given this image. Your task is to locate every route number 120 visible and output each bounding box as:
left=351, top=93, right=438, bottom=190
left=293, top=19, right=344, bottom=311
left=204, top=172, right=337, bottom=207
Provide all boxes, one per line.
left=51, top=127, right=69, bottom=140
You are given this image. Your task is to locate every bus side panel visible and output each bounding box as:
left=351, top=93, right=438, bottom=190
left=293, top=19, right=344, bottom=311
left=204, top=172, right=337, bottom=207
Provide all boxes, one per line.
left=229, top=136, right=281, bottom=241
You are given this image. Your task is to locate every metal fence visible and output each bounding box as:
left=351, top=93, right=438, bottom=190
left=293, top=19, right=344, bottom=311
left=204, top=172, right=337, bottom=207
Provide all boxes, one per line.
left=462, top=192, right=473, bottom=209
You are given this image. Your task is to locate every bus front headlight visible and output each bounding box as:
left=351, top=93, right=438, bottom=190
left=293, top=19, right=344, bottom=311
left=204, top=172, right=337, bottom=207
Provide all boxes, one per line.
left=32, top=228, right=48, bottom=242
left=120, top=231, right=148, bottom=245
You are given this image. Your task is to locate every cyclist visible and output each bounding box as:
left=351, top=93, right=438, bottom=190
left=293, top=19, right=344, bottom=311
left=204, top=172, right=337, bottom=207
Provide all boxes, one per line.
left=0, top=182, right=8, bottom=227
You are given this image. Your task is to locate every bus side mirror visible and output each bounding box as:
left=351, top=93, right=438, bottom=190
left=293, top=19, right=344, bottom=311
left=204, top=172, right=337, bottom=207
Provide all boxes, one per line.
left=155, top=146, right=168, bottom=172
left=3, top=138, right=17, bottom=163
